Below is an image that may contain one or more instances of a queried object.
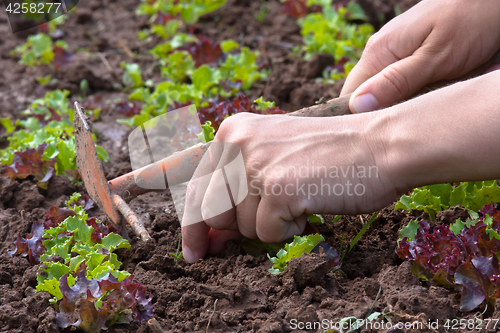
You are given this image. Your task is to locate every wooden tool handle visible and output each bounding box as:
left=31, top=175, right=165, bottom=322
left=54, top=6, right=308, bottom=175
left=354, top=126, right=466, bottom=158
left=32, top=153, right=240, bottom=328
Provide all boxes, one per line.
left=288, top=93, right=352, bottom=117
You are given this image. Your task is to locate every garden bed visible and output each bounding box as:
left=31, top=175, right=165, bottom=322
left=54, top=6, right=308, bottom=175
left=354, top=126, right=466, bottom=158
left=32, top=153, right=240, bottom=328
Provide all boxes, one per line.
left=2, top=0, right=500, bottom=332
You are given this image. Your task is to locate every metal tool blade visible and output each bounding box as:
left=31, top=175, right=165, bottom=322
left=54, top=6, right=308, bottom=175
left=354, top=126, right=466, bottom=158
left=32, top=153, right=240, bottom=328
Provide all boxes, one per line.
left=73, top=101, right=120, bottom=226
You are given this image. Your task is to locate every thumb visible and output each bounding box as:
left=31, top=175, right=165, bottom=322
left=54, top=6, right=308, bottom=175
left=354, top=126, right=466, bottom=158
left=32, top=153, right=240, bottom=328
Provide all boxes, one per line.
left=349, top=54, right=433, bottom=113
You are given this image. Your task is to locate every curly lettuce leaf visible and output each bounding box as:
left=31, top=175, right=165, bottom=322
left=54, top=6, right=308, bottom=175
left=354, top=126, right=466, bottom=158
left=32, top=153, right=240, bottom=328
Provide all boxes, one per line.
left=4, top=143, right=56, bottom=189
left=268, top=233, right=325, bottom=275
left=396, top=203, right=500, bottom=311
left=8, top=221, right=45, bottom=265
left=395, top=181, right=500, bottom=219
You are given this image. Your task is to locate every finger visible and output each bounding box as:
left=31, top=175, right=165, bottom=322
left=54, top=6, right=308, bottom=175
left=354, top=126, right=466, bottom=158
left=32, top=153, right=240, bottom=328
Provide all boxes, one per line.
left=207, top=229, right=244, bottom=255
left=349, top=52, right=435, bottom=113
left=182, top=222, right=210, bottom=263
left=255, top=197, right=308, bottom=243
left=236, top=193, right=260, bottom=239
left=341, top=16, right=430, bottom=97
left=340, top=46, right=399, bottom=97
left=199, top=141, right=245, bottom=230
left=180, top=142, right=217, bottom=263
left=199, top=167, right=236, bottom=229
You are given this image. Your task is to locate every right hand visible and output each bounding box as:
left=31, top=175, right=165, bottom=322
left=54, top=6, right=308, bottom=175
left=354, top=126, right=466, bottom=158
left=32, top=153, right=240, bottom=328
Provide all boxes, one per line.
left=341, top=0, right=500, bottom=113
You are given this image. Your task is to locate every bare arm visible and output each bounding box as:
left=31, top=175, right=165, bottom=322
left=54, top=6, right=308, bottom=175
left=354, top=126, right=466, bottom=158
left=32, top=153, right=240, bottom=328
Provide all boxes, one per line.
left=181, top=70, right=500, bottom=263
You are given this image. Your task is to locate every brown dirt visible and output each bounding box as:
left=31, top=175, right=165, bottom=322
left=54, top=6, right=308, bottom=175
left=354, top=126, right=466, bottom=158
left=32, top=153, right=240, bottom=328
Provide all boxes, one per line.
left=4, top=0, right=498, bottom=333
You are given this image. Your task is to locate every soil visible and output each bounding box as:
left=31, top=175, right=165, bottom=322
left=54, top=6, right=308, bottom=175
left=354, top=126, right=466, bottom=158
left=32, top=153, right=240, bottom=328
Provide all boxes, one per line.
left=2, top=0, right=499, bottom=332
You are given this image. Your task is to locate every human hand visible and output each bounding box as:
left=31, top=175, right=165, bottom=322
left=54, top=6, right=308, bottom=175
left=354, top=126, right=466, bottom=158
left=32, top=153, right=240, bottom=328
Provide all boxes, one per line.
left=181, top=112, right=402, bottom=263
left=341, top=0, right=500, bottom=113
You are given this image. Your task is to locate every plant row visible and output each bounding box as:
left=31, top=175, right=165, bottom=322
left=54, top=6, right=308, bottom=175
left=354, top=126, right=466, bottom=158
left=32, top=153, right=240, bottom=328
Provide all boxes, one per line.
left=281, top=0, right=374, bottom=82
left=9, top=193, right=153, bottom=332
left=395, top=181, right=500, bottom=311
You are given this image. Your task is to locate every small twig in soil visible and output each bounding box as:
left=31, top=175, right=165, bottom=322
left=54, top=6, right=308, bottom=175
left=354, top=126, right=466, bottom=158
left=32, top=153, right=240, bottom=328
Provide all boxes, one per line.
left=117, top=40, right=136, bottom=59
left=147, top=318, right=165, bottom=333
left=206, top=299, right=218, bottom=333
left=98, top=53, right=121, bottom=83
left=386, top=306, right=439, bottom=333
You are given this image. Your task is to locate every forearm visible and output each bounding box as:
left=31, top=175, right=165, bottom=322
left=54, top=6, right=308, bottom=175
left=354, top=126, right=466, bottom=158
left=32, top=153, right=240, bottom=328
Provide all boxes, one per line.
left=367, top=70, right=500, bottom=193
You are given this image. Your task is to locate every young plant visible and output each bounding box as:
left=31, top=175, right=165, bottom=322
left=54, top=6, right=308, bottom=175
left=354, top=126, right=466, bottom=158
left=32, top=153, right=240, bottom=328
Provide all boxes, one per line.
left=0, top=117, right=14, bottom=137
left=121, top=62, right=144, bottom=89
left=268, top=234, right=324, bottom=275
left=169, top=234, right=183, bottom=262
left=396, top=203, right=500, bottom=311
left=11, top=32, right=71, bottom=69
left=0, top=90, right=108, bottom=184
left=286, top=1, right=374, bottom=80
left=9, top=193, right=154, bottom=332
left=268, top=233, right=341, bottom=275
left=281, top=0, right=308, bottom=19
left=137, top=0, right=227, bottom=26
left=341, top=212, right=379, bottom=261
left=254, top=0, right=270, bottom=22
left=198, top=121, right=215, bottom=143
left=395, top=180, right=500, bottom=220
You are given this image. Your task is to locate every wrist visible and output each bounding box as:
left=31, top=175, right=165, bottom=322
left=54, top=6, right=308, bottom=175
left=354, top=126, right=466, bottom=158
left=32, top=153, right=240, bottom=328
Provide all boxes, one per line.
left=370, top=71, right=500, bottom=193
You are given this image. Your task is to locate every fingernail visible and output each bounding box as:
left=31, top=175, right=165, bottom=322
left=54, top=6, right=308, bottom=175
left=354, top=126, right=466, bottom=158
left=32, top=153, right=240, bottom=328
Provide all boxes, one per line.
left=183, top=245, right=197, bottom=263
left=352, top=93, right=379, bottom=113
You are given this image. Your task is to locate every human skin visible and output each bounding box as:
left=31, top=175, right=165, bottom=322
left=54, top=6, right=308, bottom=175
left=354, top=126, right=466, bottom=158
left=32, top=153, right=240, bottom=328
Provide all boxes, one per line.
left=341, top=0, right=500, bottom=113
left=180, top=0, right=500, bottom=263
left=181, top=70, right=500, bottom=263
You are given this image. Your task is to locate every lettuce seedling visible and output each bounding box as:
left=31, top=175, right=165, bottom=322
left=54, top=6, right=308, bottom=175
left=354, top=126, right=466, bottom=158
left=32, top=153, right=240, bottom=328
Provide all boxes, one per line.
left=282, top=0, right=308, bottom=19
left=396, top=203, right=500, bottom=311
left=198, top=121, right=215, bottom=143
left=115, top=101, right=143, bottom=118
left=9, top=193, right=153, bottom=332
left=268, top=233, right=325, bottom=275
left=0, top=117, right=14, bottom=137
left=121, top=63, right=144, bottom=89
left=56, top=269, right=153, bottom=331
left=11, top=32, right=71, bottom=69
left=137, top=0, right=227, bottom=26
left=4, top=143, right=56, bottom=189
left=288, top=1, right=373, bottom=80
left=0, top=90, right=108, bottom=183
left=122, top=40, right=269, bottom=128
left=395, top=181, right=500, bottom=220
left=185, top=35, right=223, bottom=67
left=197, top=93, right=286, bottom=132
left=9, top=221, right=45, bottom=265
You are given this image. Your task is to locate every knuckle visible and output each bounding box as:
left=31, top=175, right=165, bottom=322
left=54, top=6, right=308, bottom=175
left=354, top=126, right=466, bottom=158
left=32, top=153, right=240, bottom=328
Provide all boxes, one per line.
left=215, top=112, right=257, bottom=144
left=203, top=209, right=234, bottom=230
left=363, top=32, right=383, bottom=55
left=240, top=229, right=257, bottom=239
left=181, top=225, right=199, bottom=242
left=185, top=182, right=199, bottom=203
